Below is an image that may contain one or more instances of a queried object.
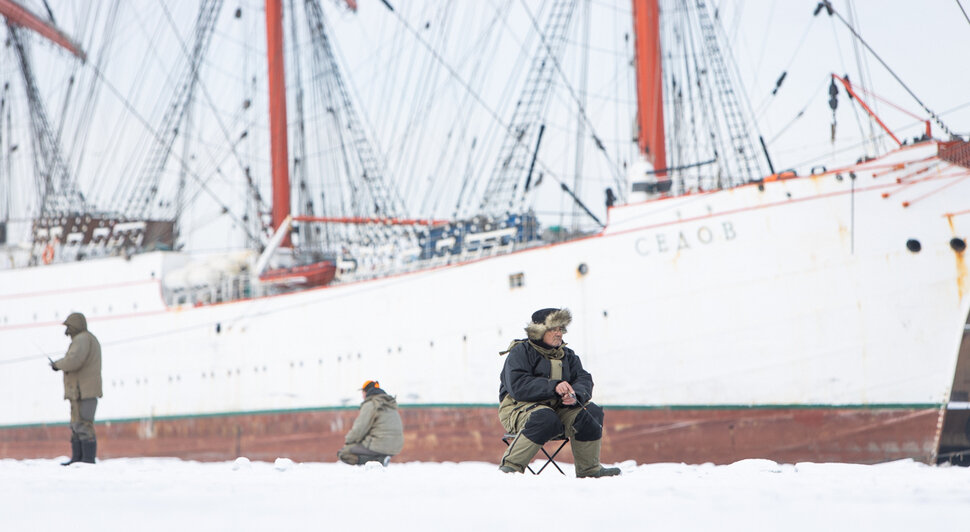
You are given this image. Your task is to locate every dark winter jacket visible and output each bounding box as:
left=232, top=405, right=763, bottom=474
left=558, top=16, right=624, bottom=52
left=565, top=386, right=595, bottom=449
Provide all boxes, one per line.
left=498, top=340, right=594, bottom=405
left=53, top=313, right=102, bottom=400
left=345, top=389, right=404, bottom=455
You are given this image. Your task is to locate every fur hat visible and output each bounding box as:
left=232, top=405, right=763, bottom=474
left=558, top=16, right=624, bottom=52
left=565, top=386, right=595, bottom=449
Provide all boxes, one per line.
left=525, top=308, right=571, bottom=341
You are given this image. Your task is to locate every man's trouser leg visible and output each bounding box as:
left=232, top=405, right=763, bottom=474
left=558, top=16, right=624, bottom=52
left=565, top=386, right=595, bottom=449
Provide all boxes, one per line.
left=498, top=398, right=563, bottom=473
left=71, top=398, right=98, bottom=464
left=338, top=444, right=387, bottom=465
left=572, top=439, right=609, bottom=477
left=337, top=444, right=359, bottom=465
left=557, top=402, right=606, bottom=477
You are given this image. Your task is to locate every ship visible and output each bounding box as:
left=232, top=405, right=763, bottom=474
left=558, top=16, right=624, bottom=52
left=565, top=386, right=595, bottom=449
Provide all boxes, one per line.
left=1, top=0, right=969, bottom=465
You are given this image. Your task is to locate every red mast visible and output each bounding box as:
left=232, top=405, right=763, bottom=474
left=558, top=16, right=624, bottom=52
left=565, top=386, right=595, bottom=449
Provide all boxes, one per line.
left=632, top=0, right=666, bottom=178
left=266, top=0, right=291, bottom=246
left=0, top=0, right=86, bottom=60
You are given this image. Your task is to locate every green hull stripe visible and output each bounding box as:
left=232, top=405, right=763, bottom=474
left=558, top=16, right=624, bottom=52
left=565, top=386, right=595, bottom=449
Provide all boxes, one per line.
left=0, top=402, right=942, bottom=430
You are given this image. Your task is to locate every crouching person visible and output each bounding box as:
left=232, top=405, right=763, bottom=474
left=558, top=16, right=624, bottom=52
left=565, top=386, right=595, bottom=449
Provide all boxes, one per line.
left=338, top=380, right=404, bottom=466
left=498, top=308, right=620, bottom=478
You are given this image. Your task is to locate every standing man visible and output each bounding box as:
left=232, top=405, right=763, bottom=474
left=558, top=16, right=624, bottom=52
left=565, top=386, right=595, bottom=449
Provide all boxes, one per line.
left=337, top=380, right=404, bottom=466
left=50, top=312, right=102, bottom=465
left=498, top=308, right=620, bottom=477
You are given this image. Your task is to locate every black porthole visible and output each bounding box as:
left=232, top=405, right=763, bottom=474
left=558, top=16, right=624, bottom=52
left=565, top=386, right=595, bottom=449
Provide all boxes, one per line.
left=906, top=239, right=921, bottom=253
left=951, top=238, right=967, bottom=253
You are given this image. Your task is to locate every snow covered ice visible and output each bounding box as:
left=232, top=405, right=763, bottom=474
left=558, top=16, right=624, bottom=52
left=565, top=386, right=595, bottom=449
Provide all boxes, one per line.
left=3, top=457, right=970, bottom=531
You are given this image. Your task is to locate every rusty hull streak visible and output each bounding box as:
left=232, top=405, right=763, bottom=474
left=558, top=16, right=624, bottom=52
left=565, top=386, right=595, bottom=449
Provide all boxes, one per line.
left=0, top=407, right=939, bottom=465
left=947, top=214, right=968, bottom=300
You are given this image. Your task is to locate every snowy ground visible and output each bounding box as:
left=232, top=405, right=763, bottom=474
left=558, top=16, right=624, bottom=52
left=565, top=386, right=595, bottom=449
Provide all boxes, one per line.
left=3, top=457, right=969, bottom=531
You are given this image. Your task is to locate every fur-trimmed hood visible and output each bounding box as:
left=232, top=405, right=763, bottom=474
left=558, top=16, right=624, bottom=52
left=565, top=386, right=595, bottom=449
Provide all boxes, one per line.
left=525, top=308, right=572, bottom=341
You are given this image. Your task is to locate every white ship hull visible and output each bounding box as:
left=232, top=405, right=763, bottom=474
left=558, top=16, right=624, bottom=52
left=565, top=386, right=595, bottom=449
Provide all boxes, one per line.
left=3, top=142, right=969, bottom=463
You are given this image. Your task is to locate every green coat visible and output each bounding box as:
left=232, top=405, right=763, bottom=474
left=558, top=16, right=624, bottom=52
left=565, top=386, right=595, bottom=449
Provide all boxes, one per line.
left=53, top=313, right=103, bottom=400
left=345, top=392, right=404, bottom=455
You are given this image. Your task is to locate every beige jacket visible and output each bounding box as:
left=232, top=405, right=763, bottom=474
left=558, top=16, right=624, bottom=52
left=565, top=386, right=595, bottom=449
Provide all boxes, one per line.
left=53, top=313, right=103, bottom=400
left=345, top=391, right=404, bottom=455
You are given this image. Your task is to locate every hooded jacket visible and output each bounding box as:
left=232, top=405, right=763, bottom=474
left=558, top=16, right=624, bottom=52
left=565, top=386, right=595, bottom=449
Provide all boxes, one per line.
left=345, top=389, right=404, bottom=455
left=53, top=313, right=103, bottom=400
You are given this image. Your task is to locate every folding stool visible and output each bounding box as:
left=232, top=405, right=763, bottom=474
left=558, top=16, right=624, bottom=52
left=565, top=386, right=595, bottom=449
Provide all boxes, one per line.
left=501, top=432, right=569, bottom=475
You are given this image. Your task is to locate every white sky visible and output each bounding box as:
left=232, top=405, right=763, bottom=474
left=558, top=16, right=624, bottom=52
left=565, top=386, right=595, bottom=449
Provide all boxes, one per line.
left=3, top=457, right=970, bottom=531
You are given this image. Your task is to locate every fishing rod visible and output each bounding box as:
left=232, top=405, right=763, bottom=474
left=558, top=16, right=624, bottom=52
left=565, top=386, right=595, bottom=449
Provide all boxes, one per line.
left=0, top=341, right=56, bottom=366
left=562, top=390, right=603, bottom=430
left=578, top=402, right=603, bottom=430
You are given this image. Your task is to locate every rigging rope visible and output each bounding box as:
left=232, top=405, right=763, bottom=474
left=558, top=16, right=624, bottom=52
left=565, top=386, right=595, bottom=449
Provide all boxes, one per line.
left=766, top=78, right=827, bottom=146
left=820, top=1, right=958, bottom=139
left=163, top=1, right=269, bottom=224
left=752, top=12, right=817, bottom=121
left=73, top=2, right=121, bottom=208
left=379, top=2, right=515, bottom=153
left=378, top=1, right=580, bottom=222
left=85, top=59, right=257, bottom=243
left=957, top=0, right=970, bottom=27
left=844, top=1, right=880, bottom=156
left=519, top=0, right=625, bottom=200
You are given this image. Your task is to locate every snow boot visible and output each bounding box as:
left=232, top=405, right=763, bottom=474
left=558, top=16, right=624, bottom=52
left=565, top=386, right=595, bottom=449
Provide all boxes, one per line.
left=61, top=435, right=81, bottom=466
left=580, top=466, right=621, bottom=478
left=79, top=438, right=97, bottom=464
left=499, top=433, right=542, bottom=473
left=571, top=439, right=620, bottom=478
left=498, top=465, right=517, bottom=473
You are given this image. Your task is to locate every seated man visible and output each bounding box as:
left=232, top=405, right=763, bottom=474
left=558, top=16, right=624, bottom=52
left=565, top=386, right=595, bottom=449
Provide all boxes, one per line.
left=498, top=308, right=620, bottom=477
left=338, top=380, right=404, bottom=466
